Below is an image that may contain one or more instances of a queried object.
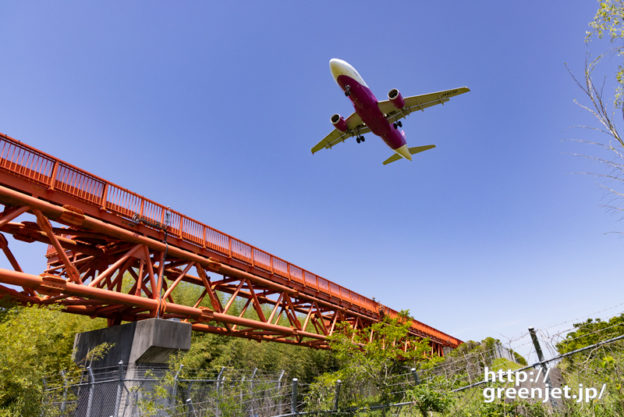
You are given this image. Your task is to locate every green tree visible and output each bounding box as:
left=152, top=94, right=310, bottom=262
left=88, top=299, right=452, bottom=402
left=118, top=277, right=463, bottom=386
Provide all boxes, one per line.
left=406, top=376, right=454, bottom=417
left=0, top=302, right=105, bottom=417
left=557, top=313, right=624, bottom=353
left=306, top=311, right=437, bottom=415
left=587, top=0, right=624, bottom=107
left=570, top=0, right=624, bottom=220
left=555, top=314, right=624, bottom=416
left=169, top=331, right=337, bottom=382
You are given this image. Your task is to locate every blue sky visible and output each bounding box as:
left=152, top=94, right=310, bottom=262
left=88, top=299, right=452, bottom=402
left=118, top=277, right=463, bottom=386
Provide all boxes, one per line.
left=1, top=1, right=622, bottom=360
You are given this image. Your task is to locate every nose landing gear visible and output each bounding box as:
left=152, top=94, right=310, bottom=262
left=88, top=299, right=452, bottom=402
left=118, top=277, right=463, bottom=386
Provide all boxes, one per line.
left=344, top=85, right=351, bottom=97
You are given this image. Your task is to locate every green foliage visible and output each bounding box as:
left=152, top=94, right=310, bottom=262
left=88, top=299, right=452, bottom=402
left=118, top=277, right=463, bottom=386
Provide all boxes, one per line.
left=82, top=341, right=114, bottom=366
left=450, top=399, right=549, bottom=417
left=170, top=331, right=337, bottom=382
left=3, top=296, right=623, bottom=417
left=489, top=357, right=522, bottom=372
left=406, top=376, right=454, bottom=417
left=436, top=336, right=526, bottom=390
left=305, top=372, right=342, bottom=411
left=0, top=302, right=105, bottom=417
left=512, top=350, right=528, bottom=366
left=587, top=0, right=624, bottom=106
left=305, top=311, right=434, bottom=414
left=444, top=337, right=521, bottom=364
left=556, top=313, right=624, bottom=353
left=554, top=313, right=624, bottom=416
left=587, top=0, right=624, bottom=42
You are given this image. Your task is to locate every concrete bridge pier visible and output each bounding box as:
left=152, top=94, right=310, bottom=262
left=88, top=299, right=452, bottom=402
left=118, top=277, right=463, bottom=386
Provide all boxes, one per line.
left=72, top=318, right=191, bottom=417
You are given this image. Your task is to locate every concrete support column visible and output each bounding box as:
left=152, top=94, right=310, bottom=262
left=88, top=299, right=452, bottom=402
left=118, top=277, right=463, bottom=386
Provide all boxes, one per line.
left=72, top=318, right=191, bottom=417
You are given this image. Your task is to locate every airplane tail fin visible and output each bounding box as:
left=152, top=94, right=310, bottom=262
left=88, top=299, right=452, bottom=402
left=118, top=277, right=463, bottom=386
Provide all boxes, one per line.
left=382, top=145, right=436, bottom=165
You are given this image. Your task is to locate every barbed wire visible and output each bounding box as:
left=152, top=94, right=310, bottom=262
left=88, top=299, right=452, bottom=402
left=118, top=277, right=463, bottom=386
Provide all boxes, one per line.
left=542, top=300, right=624, bottom=331
left=38, top=305, right=624, bottom=416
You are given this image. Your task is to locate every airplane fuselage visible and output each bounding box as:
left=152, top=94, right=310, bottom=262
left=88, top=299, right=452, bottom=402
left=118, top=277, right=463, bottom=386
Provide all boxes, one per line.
left=330, top=59, right=411, bottom=160
left=315, top=59, right=467, bottom=164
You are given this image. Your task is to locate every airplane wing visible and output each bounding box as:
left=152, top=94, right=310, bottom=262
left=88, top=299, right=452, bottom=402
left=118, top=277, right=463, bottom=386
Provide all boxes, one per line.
left=311, top=112, right=371, bottom=154
left=378, top=87, right=470, bottom=125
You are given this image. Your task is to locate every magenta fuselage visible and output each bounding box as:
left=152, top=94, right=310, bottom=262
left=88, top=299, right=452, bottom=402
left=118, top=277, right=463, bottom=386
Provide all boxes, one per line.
left=336, top=74, right=406, bottom=151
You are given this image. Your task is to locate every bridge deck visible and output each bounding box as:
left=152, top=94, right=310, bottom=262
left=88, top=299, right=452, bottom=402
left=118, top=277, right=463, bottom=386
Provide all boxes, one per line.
left=0, top=132, right=461, bottom=350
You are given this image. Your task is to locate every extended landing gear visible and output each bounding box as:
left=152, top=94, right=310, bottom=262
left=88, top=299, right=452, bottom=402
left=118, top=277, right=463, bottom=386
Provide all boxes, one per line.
left=356, top=136, right=365, bottom=143
left=393, top=121, right=403, bottom=129
left=344, top=85, right=351, bottom=96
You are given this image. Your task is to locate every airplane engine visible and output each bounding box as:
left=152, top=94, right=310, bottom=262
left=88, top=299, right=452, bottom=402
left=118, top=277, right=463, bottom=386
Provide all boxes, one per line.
left=331, top=113, right=348, bottom=132
left=388, top=88, right=405, bottom=109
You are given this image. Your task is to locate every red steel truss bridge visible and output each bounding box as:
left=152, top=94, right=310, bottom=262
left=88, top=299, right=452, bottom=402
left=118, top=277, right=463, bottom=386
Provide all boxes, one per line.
left=0, top=133, right=461, bottom=353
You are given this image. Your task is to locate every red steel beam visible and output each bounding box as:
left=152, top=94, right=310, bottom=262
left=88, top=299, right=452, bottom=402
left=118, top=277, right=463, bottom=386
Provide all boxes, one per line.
left=0, top=132, right=461, bottom=350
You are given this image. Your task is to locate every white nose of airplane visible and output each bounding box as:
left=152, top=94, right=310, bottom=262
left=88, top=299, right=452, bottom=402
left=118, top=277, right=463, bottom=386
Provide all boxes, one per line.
left=329, top=58, right=349, bottom=82
left=329, top=58, right=368, bottom=88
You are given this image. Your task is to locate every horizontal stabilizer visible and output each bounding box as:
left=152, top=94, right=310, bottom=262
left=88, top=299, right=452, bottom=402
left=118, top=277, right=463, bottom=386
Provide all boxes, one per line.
left=382, top=153, right=402, bottom=165
left=408, top=144, right=436, bottom=155
left=382, top=144, right=436, bottom=165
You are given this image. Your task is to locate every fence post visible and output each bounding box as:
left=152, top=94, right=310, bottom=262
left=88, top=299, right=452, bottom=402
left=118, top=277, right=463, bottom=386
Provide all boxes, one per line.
left=186, top=398, right=196, bottom=417
left=333, top=379, right=342, bottom=412
left=410, top=368, right=420, bottom=385
left=172, top=364, right=183, bottom=407
left=249, top=367, right=257, bottom=416
left=40, top=377, right=48, bottom=417
left=60, top=370, right=69, bottom=414
left=240, top=376, right=245, bottom=405
left=215, top=367, right=225, bottom=417
left=277, top=370, right=285, bottom=415
left=86, top=366, right=95, bottom=417
left=186, top=381, right=195, bottom=417
left=250, top=367, right=257, bottom=392
left=529, top=327, right=559, bottom=408
left=291, top=378, right=298, bottom=415
left=277, top=370, right=285, bottom=391
left=528, top=328, right=547, bottom=374
left=464, top=353, right=473, bottom=384
left=113, top=361, right=124, bottom=417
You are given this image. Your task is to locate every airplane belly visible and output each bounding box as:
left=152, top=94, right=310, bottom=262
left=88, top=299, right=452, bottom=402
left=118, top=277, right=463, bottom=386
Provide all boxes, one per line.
left=356, top=106, right=405, bottom=150
left=383, top=129, right=407, bottom=150
left=335, top=73, right=406, bottom=151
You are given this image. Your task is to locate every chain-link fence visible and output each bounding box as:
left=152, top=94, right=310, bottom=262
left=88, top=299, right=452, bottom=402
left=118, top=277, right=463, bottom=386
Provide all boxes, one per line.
left=278, top=333, right=624, bottom=417
left=42, top=366, right=299, bottom=417
left=41, top=329, right=624, bottom=416
left=38, top=342, right=533, bottom=417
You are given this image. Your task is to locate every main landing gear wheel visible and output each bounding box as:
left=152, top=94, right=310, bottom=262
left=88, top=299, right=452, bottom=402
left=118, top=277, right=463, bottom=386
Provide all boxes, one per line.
left=356, top=136, right=365, bottom=143
left=393, top=121, right=403, bottom=129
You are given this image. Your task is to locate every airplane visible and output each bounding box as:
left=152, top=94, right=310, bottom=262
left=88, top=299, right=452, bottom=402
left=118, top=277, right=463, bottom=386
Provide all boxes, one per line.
left=311, top=58, right=470, bottom=165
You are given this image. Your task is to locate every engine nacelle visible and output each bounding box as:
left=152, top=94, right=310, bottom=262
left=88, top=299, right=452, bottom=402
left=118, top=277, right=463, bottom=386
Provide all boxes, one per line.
left=388, top=88, right=405, bottom=109
left=331, top=113, right=348, bottom=132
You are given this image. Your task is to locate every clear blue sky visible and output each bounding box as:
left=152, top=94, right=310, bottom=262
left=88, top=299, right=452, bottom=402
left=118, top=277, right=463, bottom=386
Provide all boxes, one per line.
left=1, top=1, right=622, bottom=360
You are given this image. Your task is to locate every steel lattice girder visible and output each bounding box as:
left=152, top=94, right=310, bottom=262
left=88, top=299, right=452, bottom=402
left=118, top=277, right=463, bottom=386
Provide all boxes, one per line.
left=0, top=132, right=460, bottom=353
left=0, top=196, right=440, bottom=354
left=0, top=208, right=346, bottom=348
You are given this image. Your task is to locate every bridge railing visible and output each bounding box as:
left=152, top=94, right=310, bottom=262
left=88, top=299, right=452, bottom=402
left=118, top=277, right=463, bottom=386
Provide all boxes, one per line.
left=0, top=133, right=459, bottom=347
